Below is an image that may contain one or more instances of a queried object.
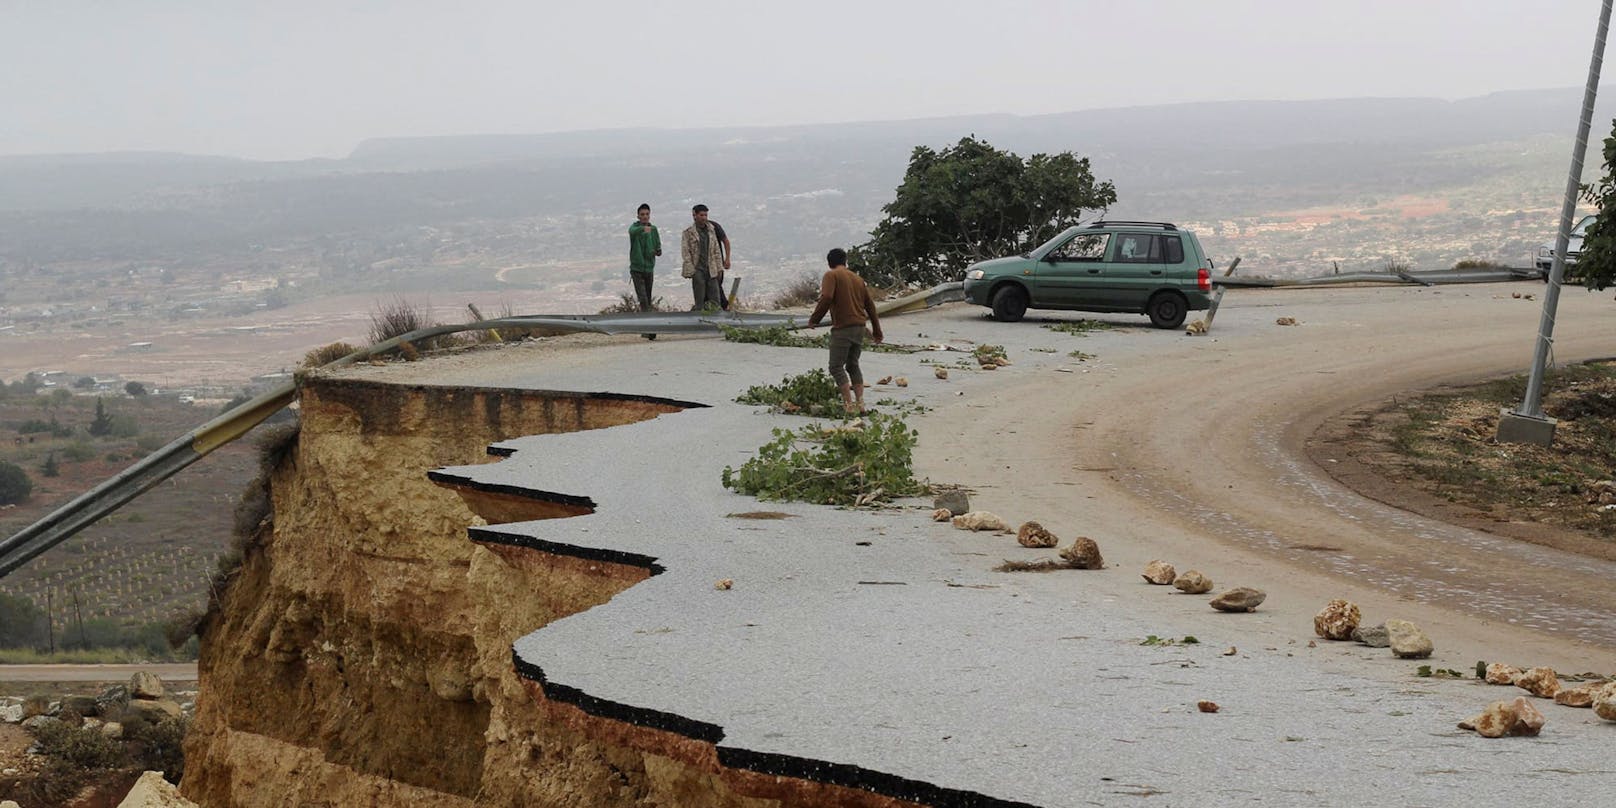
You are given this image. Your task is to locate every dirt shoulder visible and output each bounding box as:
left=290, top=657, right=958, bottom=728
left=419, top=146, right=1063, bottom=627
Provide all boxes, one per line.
left=1308, top=363, right=1616, bottom=563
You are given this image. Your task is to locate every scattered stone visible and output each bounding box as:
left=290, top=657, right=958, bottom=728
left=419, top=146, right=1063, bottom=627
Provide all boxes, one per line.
left=895, top=377, right=908, bottom=387
left=1016, top=521, right=1059, bottom=548
left=1185, top=320, right=1208, bottom=335
left=20, top=715, right=58, bottom=732
left=994, top=358, right=1012, bottom=367
left=117, top=770, right=201, bottom=808
left=3, top=799, right=18, bottom=808
left=934, top=367, right=949, bottom=380
left=62, top=695, right=99, bottom=718
left=1222, top=647, right=1238, bottom=656
left=1141, top=560, right=1177, bottom=585
left=100, top=721, right=124, bottom=740
left=1276, top=316, right=1298, bottom=326
left=1384, top=619, right=1433, bottom=659
left=1515, top=667, right=1561, bottom=699
left=1196, top=700, right=1220, bottom=713
left=1173, top=570, right=1213, bottom=594
left=952, top=511, right=1010, bottom=532
left=130, top=671, right=166, bottom=701
left=96, top=684, right=129, bottom=715
left=1312, top=599, right=1361, bottom=641
left=1594, top=683, right=1616, bottom=722
left=1485, top=663, right=1524, bottom=686
left=979, top=362, right=998, bottom=371
left=126, top=699, right=183, bottom=721
left=1210, top=587, right=1266, bottom=612
left=714, top=579, right=734, bottom=591
left=20, top=696, right=48, bottom=719
left=1059, top=537, right=1104, bottom=569
left=931, top=508, right=952, bottom=522
left=876, top=375, right=893, bottom=385
left=933, top=489, right=970, bottom=516
left=1460, top=697, right=1545, bottom=738
left=1351, top=624, right=1390, bottom=648
left=1306, top=640, right=1317, bottom=648
left=1554, top=685, right=1598, bottom=708
left=0, top=704, right=21, bottom=724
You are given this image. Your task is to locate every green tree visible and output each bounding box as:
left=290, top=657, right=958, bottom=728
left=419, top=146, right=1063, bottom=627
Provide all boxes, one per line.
left=74, top=376, right=96, bottom=390
left=0, top=460, right=33, bottom=504
left=851, top=136, right=1117, bottom=287
left=88, top=397, right=114, bottom=437
left=0, top=593, right=47, bottom=648
left=124, top=381, right=148, bottom=396
left=41, top=451, right=59, bottom=478
left=1575, top=119, right=1616, bottom=290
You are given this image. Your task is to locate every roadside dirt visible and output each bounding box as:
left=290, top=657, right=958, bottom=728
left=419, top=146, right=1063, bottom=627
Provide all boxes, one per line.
left=912, top=283, right=1616, bottom=676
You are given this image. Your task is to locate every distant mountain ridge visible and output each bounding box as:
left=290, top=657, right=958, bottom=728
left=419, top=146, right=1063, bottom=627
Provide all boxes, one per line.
left=346, top=87, right=1616, bottom=167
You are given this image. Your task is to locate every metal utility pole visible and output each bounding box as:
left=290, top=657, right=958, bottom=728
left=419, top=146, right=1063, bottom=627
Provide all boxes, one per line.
left=1499, top=0, right=1613, bottom=446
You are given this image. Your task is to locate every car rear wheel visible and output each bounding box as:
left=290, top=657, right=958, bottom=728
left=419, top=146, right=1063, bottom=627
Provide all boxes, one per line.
left=991, top=285, right=1028, bottom=322
left=1146, top=292, right=1187, bottom=329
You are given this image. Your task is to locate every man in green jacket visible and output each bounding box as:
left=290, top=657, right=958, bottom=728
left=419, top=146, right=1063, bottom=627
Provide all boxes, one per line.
left=628, top=203, right=662, bottom=312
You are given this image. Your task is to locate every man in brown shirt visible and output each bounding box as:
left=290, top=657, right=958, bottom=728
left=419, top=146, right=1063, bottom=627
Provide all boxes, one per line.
left=807, top=248, right=883, bottom=414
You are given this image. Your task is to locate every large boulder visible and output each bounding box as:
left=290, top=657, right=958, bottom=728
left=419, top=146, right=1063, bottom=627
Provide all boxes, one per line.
left=1173, top=570, right=1213, bottom=594
left=129, top=671, right=166, bottom=701
left=1351, top=624, right=1390, bottom=647
left=1312, top=599, right=1361, bottom=641
left=1460, top=697, right=1545, bottom=738
left=0, top=703, right=22, bottom=724
left=1554, top=685, right=1598, bottom=708
left=1485, top=663, right=1523, bottom=686
left=1515, top=667, right=1561, bottom=699
left=1594, top=683, right=1616, bottom=722
left=933, top=489, right=970, bottom=517
left=1016, top=521, right=1059, bottom=548
left=1210, top=587, right=1266, bottom=612
left=1141, top=560, right=1177, bottom=585
left=1060, top=537, right=1104, bottom=569
left=96, top=684, right=130, bottom=715
left=126, top=698, right=183, bottom=721
left=61, top=695, right=99, bottom=718
left=1385, top=619, right=1433, bottom=659
left=116, top=770, right=200, bottom=808
left=951, top=511, right=1009, bottom=532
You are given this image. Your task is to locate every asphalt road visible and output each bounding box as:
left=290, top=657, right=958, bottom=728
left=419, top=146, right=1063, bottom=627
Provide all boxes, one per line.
left=0, top=662, right=197, bottom=682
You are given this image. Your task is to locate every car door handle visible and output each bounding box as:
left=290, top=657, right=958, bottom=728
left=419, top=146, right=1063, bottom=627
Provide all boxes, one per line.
left=1087, top=269, right=1101, bottom=274
left=1150, top=270, right=1162, bottom=275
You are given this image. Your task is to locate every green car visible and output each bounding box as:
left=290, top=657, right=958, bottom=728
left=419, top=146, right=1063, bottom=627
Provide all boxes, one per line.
left=961, top=220, right=1214, bottom=328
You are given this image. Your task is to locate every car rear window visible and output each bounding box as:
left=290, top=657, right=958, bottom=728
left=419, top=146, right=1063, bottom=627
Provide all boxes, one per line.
left=1163, top=235, right=1184, bottom=264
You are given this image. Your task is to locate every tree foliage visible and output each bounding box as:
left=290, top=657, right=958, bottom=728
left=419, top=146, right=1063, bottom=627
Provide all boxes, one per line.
left=87, top=398, right=113, bottom=436
left=851, top=136, right=1117, bottom=287
left=0, top=460, right=33, bottom=504
left=1575, top=119, right=1616, bottom=290
left=721, top=413, right=922, bottom=506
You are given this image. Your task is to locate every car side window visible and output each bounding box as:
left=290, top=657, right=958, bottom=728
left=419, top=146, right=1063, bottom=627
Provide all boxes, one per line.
left=1115, top=234, right=1162, bottom=263
left=1049, top=233, right=1109, bottom=261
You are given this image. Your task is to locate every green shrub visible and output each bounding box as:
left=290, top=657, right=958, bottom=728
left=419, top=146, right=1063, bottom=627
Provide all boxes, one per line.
left=771, top=274, right=822, bottom=309
left=722, top=412, right=922, bottom=506
left=32, top=720, right=129, bottom=771
left=0, top=460, right=32, bottom=505
left=302, top=341, right=361, bottom=368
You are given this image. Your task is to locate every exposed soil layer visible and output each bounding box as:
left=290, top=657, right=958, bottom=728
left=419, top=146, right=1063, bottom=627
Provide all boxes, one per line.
left=181, top=377, right=930, bottom=807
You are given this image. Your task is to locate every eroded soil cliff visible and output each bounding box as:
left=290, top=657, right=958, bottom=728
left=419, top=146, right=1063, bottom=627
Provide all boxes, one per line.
left=182, top=378, right=921, bottom=808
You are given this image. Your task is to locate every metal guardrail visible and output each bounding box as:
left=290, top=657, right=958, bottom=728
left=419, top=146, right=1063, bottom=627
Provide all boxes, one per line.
left=0, top=295, right=962, bottom=580
left=1216, top=267, right=1537, bottom=288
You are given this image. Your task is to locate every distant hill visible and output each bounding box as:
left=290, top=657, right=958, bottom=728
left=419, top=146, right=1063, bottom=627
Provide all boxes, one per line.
left=0, top=88, right=1611, bottom=274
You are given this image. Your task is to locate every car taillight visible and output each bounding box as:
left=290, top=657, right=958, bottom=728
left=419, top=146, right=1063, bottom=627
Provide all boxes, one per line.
left=1197, top=266, right=1211, bottom=292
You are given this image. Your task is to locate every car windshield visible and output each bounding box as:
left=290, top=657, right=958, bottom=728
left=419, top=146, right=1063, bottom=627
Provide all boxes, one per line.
left=1573, top=215, right=1596, bottom=237
left=1031, top=227, right=1081, bottom=256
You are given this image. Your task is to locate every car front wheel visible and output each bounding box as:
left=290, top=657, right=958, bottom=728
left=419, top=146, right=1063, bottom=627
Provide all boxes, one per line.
left=991, top=285, right=1028, bottom=322
left=1146, top=292, right=1187, bottom=329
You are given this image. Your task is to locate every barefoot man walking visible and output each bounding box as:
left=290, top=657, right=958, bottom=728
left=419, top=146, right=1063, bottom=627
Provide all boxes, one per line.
left=807, top=248, right=883, bottom=414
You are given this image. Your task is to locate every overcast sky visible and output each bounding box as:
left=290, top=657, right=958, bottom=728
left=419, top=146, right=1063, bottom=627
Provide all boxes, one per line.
left=2, top=0, right=1607, bottom=160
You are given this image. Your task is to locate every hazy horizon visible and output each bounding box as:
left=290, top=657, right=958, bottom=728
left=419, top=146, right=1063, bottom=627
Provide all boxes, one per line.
left=4, top=0, right=1608, bottom=161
